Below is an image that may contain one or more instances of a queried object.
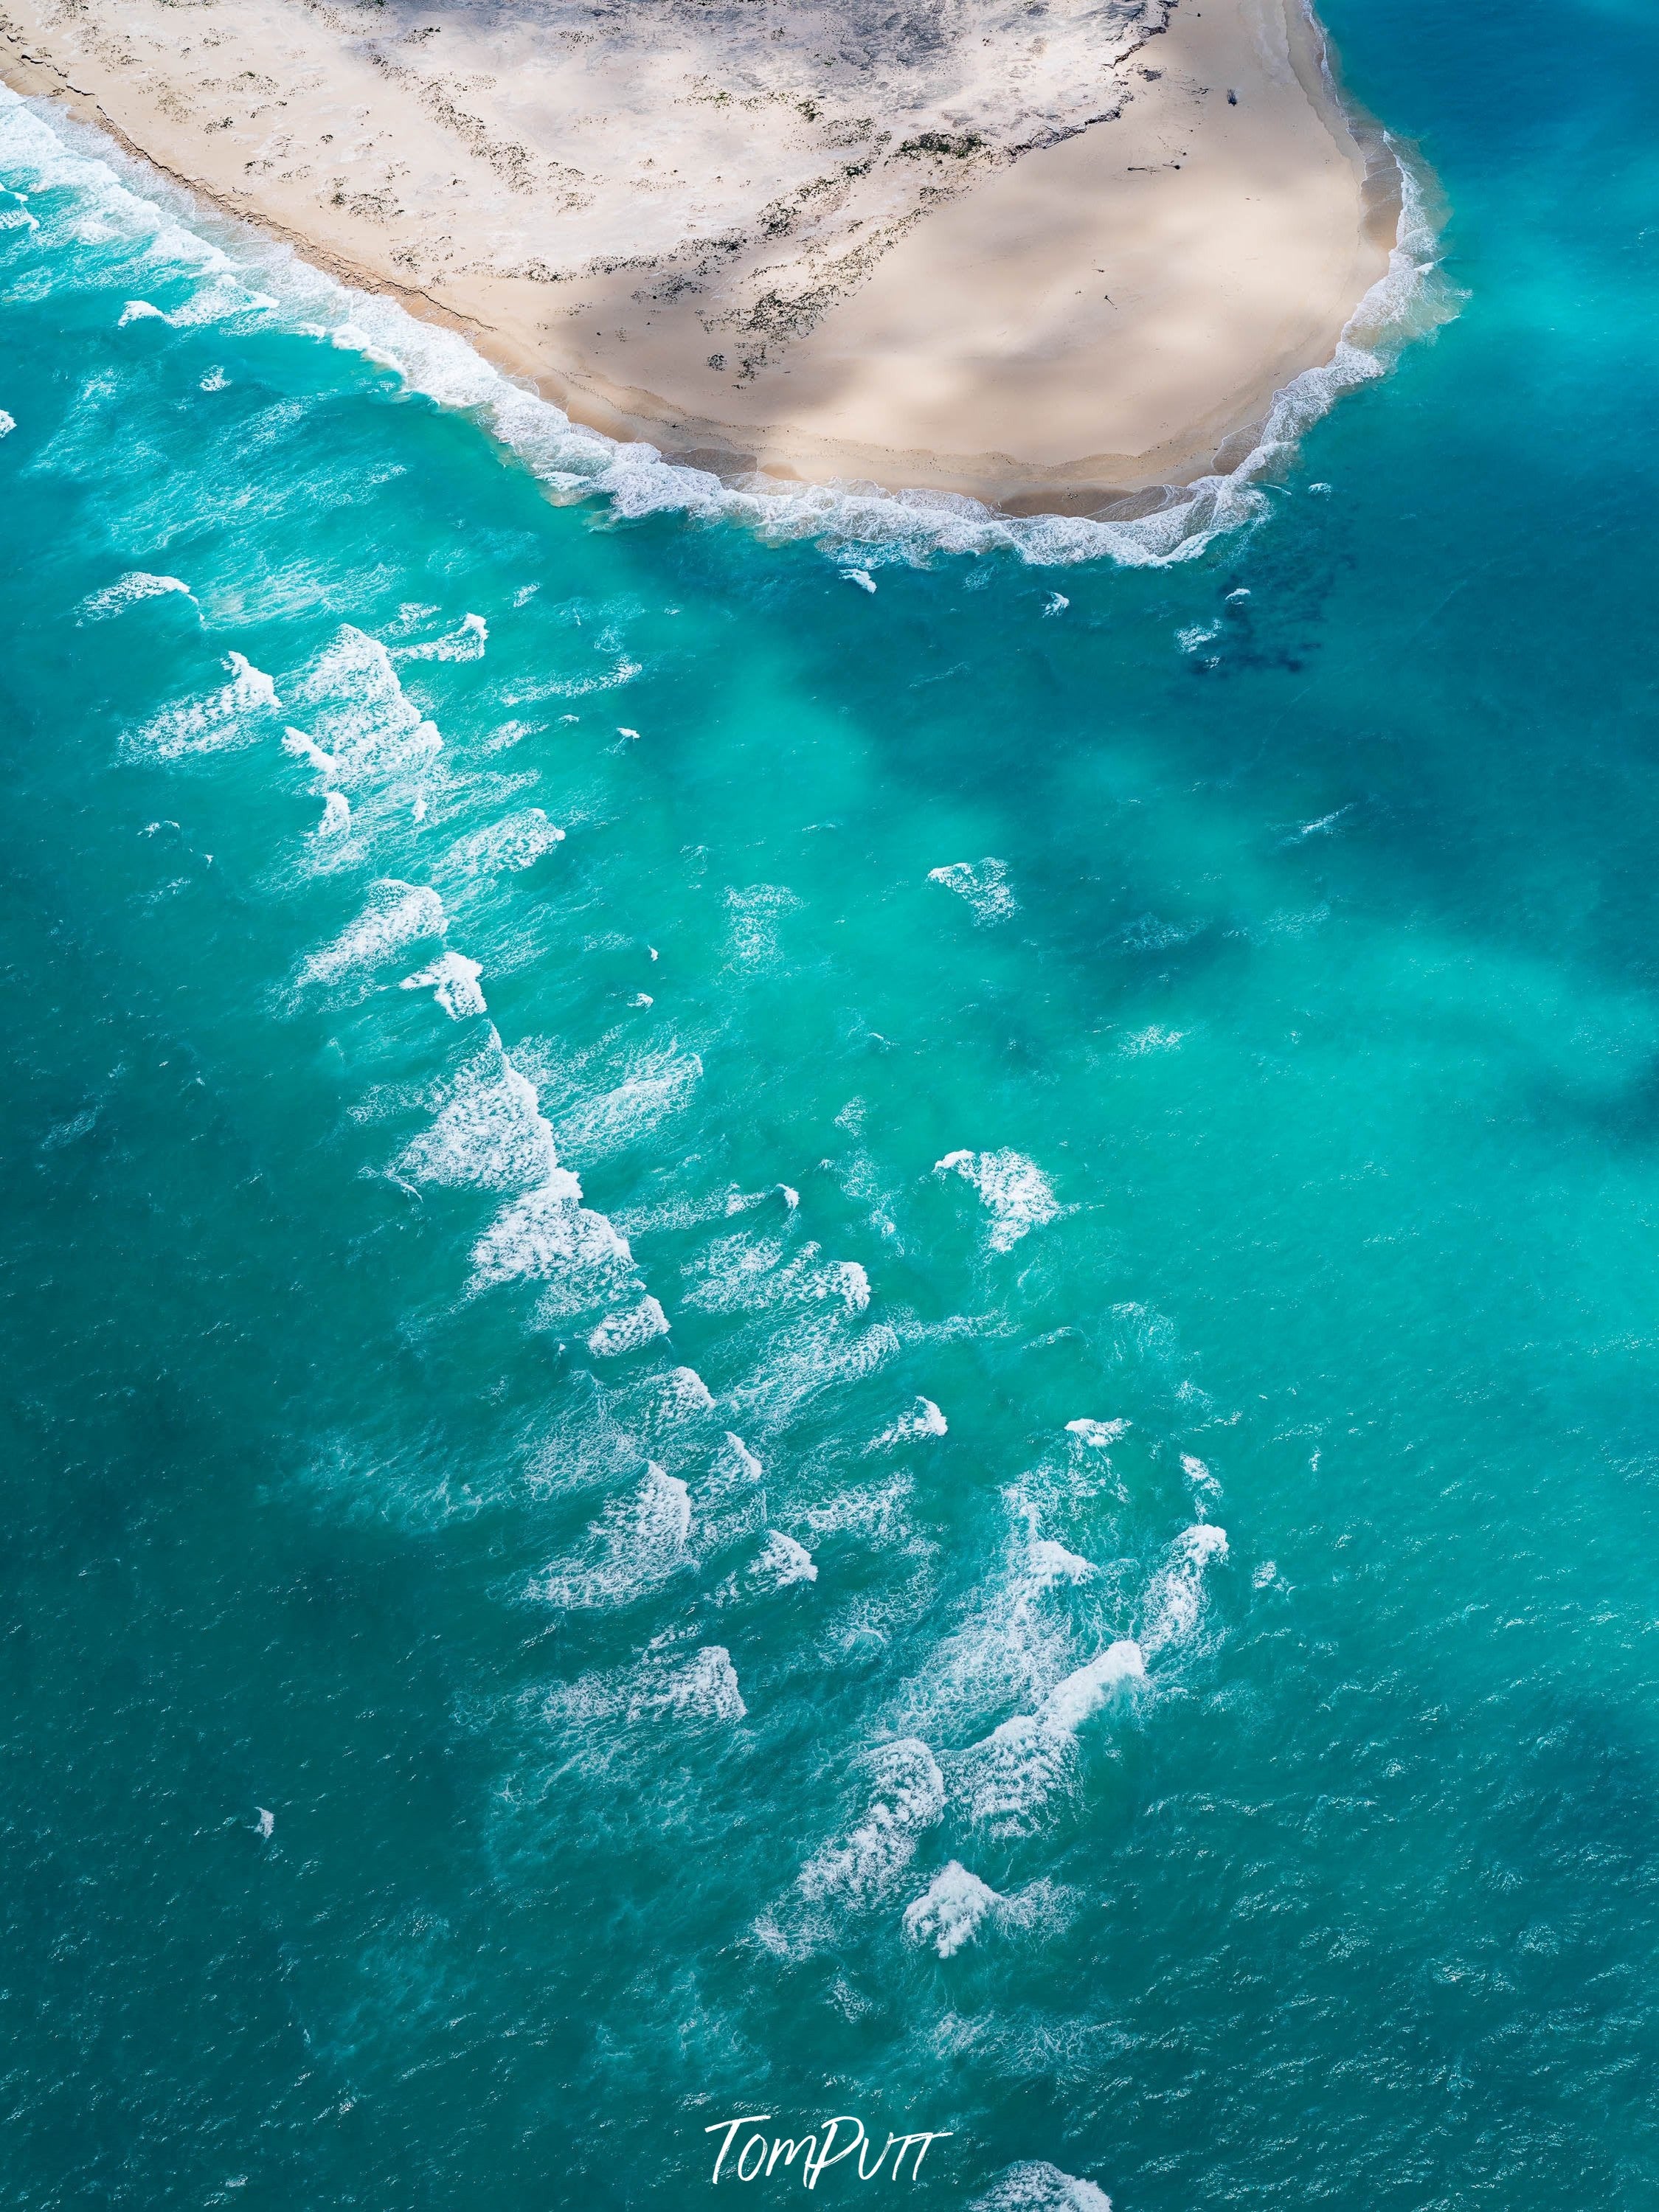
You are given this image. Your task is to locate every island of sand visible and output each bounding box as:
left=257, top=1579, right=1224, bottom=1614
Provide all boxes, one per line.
left=0, top=0, right=1403, bottom=511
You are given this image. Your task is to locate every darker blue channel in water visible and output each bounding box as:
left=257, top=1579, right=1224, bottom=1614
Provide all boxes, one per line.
left=4, top=0, right=1659, bottom=2205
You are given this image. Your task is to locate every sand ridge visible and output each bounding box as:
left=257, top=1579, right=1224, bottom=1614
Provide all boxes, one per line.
left=0, top=0, right=1398, bottom=507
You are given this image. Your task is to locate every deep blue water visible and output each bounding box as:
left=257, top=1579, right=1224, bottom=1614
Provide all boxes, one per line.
left=4, top=1, right=1659, bottom=2205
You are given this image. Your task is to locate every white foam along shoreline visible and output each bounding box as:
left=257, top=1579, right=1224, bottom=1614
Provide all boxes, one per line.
left=0, top=83, right=1450, bottom=572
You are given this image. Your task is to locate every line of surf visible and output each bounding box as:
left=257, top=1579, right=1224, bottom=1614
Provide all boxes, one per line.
left=0, top=82, right=1452, bottom=571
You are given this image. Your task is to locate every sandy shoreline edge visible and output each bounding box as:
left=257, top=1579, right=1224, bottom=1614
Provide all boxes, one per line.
left=0, top=0, right=1438, bottom=524
left=527, top=0, right=1409, bottom=515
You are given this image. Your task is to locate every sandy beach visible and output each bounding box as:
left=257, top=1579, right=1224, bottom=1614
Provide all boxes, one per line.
left=0, top=0, right=1399, bottom=507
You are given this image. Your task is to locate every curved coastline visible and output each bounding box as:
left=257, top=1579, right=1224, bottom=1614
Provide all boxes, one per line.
left=527, top=0, right=1411, bottom=515
left=0, top=94, right=1449, bottom=576
left=0, top=0, right=1446, bottom=538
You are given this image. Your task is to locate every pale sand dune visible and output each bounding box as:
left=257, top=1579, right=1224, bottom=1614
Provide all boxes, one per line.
left=0, top=0, right=1399, bottom=507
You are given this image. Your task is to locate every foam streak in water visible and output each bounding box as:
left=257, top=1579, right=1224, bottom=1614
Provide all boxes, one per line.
left=953, top=1641, right=1145, bottom=1837
left=128, top=651, right=277, bottom=761
left=973, top=2164, right=1114, bottom=2212
left=936, top=1148, right=1060, bottom=1252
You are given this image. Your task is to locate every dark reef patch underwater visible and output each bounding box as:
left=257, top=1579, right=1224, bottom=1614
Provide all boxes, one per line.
left=4, top=0, right=1659, bottom=2203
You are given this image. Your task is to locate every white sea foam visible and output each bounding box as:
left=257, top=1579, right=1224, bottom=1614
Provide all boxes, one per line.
left=1233, top=902, right=1330, bottom=942
left=0, top=410, right=13, bottom=437
left=1180, top=1452, right=1222, bottom=1509
left=1025, top=1539, right=1095, bottom=1589
left=953, top=1719, right=1080, bottom=1836
left=954, top=1641, right=1145, bottom=1837
left=401, top=951, right=486, bottom=1020
left=316, top=791, right=352, bottom=838
left=117, top=298, right=168, bottom=327
left=682, top=1227, right=786, bottom=1303
left=1066, top=1418, right=1129, bottom=1447
left=716, top=1181, right=802, bottom=1221
left=1108, top=1300, right=1179, bottom=1367
left=517, top=655, right=642, bottom=701
left=1037, top=1642, right=1146, bottom=1730
left=696, top=1432, right=768, bottom=1552
left=572, top=1366, right=718, bottom=1474
left=80, top=571, right=195, bottom=620
left=384, top=602, right=441, bottom=637
left=440, top=809, right=564, bottom=883
left=468, top=1173, right=632, bottom=1297
left=1140, top=1523, right=1228, bottom=1657
left=929, top=858, right=1017, bottom=924
left=162, top=272, right=277, bottom=327
left=904, top=1861, right=1000, bottom=1958
left=41, top=1106, right=98, bottom=1151
left=484, top=718, right=541, bottom=752
left=545, top=1634, right=752, bottom=1737
left=679, top=1230, right=867, bottom=1321
left=534, top=1463, right=691, bottom=1609
left=973, top=2163, right=1113, bottom=2212
left=297, top=879, right=445, bottom=991
left=1121, top=913, right=1202, bottom=953
left=1289, top=804, right=1355, bottom=840
left=896, top=1505, right=1092, bottom=1742
left=587, top=1295, right=670, bottom=1359
left=0, top=94, right=282, bottom=340
left=799, top=1474, right=912, bottom=1546
left=868, top=1396, right=949, bottom=1450
left=935, top=1148, right=1059, bottom=1252
left=726, top=1311, right=900, bottom=1432
left=397, top=1046, right=556, bottom=1191
left=129, top=651, right=277, bottom=761
left=549, top=1045, right=703, bottom=1165
left=635, top=1644, right=746, bottom=1724
left=288, top=626, right=442, bottom=787
left=749, top=1529, right=819, bottom=1589
left=392, top=610, right=488, bottom=662
left=636, top=1365, right=717, bottom=1428
left=798, top=1739, right=945, bottom=1908
left=282, top=727, right=338, bottom=781
left=725, top=883, right=803, bottom=968
left=712, top=1431, right=766, bottom=1491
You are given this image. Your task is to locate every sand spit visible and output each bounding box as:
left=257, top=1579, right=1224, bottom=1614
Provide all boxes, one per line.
left=0, top=0, right=1400, bottom=509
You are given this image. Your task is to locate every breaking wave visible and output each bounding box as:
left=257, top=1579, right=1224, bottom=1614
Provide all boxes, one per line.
left=973, top=2163, right=1114, bottom=2212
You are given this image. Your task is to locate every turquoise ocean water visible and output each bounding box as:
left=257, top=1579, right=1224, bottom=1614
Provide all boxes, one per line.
left=4, top=1, right=1659, bottom=2202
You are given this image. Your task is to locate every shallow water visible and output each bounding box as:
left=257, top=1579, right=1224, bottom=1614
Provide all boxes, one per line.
left=4, top=1, right=1659, bottom=2203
